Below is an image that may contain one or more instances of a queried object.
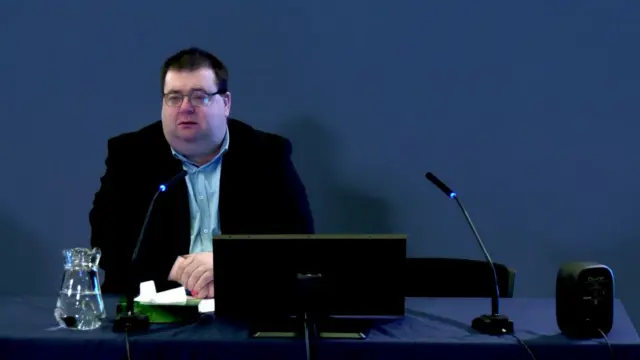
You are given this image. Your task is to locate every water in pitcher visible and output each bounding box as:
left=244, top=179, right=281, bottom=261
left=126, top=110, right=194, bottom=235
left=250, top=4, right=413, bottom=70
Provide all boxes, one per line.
left=54, top=247, right=106, bottom=330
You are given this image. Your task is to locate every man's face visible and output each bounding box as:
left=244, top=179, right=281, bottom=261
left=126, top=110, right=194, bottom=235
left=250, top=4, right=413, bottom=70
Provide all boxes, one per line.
left=161, top=67, right=231, bottom=158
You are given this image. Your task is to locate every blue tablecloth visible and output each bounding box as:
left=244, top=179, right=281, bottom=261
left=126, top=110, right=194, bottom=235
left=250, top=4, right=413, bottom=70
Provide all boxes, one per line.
left=0, top=295, right=638, bottom=360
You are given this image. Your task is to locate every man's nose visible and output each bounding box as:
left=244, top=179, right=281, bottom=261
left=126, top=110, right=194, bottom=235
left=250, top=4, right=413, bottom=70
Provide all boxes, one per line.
left=178, top=97, right=195, bottom=113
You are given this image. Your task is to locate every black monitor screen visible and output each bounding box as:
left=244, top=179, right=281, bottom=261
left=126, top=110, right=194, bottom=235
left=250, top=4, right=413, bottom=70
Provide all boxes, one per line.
left=213, top=234, right=406, bottom=321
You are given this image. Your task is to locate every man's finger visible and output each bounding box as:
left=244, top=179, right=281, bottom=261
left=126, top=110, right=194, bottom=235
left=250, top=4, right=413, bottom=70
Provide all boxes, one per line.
left=173, top=256, right=195, bottom=281
left=180, top=261, right=199, bottom=286
left=193, top=270, right=213, bottom=297
left=186, top=266, right=207, bottom=291
left=168, top=256, right=187, bottom=281
left=194, top=280, right=214, bottom=299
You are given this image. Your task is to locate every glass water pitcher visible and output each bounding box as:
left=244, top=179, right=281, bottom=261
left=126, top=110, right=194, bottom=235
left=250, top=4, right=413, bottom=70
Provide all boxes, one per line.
left=54, top=247, right=106, bottom=330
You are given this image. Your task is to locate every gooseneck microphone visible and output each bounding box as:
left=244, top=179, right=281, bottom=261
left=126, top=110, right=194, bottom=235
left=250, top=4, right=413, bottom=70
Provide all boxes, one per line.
left=424, top=172, right=514, bottom=335
left=113, top=170, right=188, bottom=333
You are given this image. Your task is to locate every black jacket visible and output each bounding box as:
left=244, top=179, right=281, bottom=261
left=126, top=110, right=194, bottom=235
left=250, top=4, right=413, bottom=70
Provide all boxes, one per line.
left=89, top=119, right=314, bottom=294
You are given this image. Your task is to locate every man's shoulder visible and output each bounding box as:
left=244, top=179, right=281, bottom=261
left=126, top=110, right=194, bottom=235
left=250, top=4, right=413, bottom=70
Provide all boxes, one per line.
left=228, top=119, right=292, bottom=158
left=107, top=121, right=165, bottom=153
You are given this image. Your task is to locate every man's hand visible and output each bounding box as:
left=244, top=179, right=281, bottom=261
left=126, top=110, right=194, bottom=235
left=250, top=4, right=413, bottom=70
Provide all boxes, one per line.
left=168, top=252, right=214, bottom=298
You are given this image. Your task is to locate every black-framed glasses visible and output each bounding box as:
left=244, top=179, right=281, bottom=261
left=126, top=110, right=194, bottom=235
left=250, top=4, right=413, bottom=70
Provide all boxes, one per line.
left=163, top=89, right=226, bottom=107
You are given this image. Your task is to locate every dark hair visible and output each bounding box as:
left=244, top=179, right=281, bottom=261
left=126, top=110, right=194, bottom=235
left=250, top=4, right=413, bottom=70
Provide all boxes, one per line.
left=161, top=47, right=229, bottom=94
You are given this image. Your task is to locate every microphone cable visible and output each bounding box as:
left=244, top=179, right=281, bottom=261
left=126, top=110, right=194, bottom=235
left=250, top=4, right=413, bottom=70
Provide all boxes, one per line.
left=596, top=327, right=616, bottom=360
left=504, top=332, right=537, bottom=360
left=302, top=311, right=317, bottom=360
left=584, top=318, right=616, bottom=360
left=124, top=329, right=132, bottom=360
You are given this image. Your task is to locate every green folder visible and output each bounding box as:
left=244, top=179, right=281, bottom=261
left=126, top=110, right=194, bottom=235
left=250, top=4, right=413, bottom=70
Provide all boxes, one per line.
left=116, top=297, right=203, bottom=324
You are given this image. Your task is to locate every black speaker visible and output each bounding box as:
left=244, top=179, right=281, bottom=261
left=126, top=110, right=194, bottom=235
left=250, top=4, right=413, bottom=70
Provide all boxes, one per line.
left=556, top=261, right=615, bottom=339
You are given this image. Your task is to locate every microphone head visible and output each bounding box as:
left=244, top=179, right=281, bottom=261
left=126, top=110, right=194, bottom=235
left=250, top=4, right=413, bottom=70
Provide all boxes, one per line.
left=424, top=172, right=457, bottom=199
left=158, top=170, right=188, bottom=192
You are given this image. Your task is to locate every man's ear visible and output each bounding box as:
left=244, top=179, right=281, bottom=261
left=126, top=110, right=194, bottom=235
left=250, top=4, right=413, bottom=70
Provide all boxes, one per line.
left=223, top=92, right=232, bottom=117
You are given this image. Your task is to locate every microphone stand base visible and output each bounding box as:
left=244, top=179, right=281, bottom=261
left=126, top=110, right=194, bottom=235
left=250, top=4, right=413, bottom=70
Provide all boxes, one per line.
left=113, top=313, right=150, bottom=333
left=471, top=314, right=514, bottom=335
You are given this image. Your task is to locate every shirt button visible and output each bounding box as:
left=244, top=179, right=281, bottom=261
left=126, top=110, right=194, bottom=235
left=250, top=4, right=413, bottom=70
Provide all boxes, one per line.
left=198, top=195, right=204, bottom=200
left=203, top=229, right=209, bottom=234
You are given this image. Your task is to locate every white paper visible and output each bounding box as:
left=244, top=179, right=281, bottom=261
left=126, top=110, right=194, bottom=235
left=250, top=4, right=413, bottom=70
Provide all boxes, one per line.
left=134, top=280, right=215, bottom=313
left=198, top=299, right=215, bottom=313
left=134, top=280, right=187, bottom=305
left=136, top=281, right=157, bottom=302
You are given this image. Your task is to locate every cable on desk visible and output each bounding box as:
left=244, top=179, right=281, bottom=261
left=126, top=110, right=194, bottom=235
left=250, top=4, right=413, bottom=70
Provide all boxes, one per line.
left=303, top=313, right=311, bottom=360
left=502, top=328, right=537, bottom=360
left=508, top=334, right=537, bottom=360
left=596, top=327, right=616, bottom=360
left=585, top=318, right=616, bottom=360
left=125, top=330, right=132, bottom=360
left=302, top=312, right=317, bottom=360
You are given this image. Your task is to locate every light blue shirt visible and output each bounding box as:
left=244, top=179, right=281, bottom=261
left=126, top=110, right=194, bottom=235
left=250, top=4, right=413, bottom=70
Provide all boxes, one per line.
left=171, top=129, right=230, bottom=253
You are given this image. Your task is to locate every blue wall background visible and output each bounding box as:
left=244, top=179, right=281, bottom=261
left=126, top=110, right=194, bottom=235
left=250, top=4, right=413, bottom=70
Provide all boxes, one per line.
left=1, top=0, right=639, bottom=326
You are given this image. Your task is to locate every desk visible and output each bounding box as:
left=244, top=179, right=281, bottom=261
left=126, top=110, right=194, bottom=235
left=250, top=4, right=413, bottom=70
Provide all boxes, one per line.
left=0, top=296, right=638, bottom=360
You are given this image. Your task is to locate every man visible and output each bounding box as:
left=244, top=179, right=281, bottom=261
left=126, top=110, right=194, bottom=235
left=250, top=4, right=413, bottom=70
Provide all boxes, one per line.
left=89, top=47, right=314, bottom=299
